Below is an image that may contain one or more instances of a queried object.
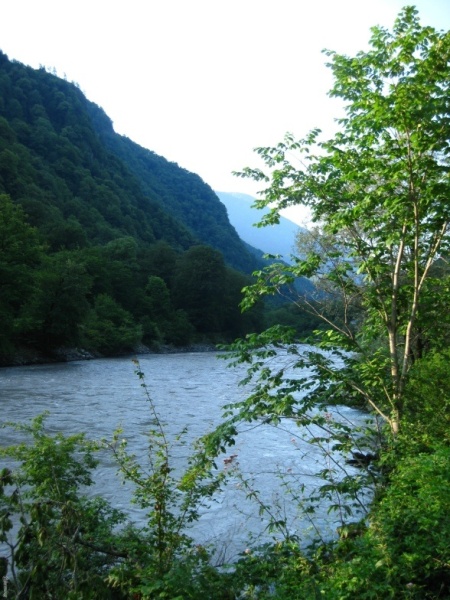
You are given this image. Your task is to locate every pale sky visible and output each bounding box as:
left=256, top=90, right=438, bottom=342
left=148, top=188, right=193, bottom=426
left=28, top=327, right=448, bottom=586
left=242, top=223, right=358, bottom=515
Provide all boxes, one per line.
left=1, top=1, right=449, bottom=225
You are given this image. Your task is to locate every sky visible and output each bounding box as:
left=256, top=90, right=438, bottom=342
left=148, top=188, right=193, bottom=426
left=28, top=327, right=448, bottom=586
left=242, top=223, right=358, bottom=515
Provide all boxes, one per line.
left=1, top=1, right=449, bottom=225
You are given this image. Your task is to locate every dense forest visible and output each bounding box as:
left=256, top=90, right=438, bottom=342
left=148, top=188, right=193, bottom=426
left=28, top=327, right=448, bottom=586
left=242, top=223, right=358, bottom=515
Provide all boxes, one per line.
left=0, top=50, right=303, bottom=363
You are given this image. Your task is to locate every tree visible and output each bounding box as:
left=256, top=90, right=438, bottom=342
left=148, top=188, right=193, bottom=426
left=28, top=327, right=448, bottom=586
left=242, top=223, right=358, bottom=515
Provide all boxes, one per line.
left=143, top=276, right=172, bottom=322
left=83, top=293, right=142, bottom=354
left=139, top=241, right=179, bottom=290
left=138, top=275, right=174, bottom=346
left=20, top=251, right=92, bottom=350
left=231, top=6, right=450, bottom=437
left=0, top=194, right=42, bottom=355
left=173, top=245, right=228, bottom=334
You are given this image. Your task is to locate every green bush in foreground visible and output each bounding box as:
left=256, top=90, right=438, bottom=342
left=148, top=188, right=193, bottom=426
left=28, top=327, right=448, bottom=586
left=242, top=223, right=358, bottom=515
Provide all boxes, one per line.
left=0, top=365, right=239, bottom=599
left=0, top=414, right=127, bottom=599
left=231, top=445, right=449, bottom=600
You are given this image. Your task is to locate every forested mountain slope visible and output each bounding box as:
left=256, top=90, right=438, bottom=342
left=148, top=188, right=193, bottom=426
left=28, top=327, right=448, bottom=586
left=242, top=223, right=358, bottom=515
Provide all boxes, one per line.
left=91, top=110, right=253, bottom=273
left=0, top=50, right=258, bottom=273
left=0, top=51, right=268, bottom=361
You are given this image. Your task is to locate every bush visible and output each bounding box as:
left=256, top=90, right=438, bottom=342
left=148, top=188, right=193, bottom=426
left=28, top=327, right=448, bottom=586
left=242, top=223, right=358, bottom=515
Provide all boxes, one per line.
left=401, top=350, right=450, bottom=452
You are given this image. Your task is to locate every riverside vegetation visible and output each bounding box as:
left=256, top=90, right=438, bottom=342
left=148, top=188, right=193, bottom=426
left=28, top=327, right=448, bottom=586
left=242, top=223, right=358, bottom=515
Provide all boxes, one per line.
left=1, top=6, right=450, bottom=599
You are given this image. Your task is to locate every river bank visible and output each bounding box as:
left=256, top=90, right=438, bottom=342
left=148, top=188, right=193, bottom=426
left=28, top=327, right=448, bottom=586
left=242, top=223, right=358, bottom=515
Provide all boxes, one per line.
left=0, top=342, right=218, bottom=368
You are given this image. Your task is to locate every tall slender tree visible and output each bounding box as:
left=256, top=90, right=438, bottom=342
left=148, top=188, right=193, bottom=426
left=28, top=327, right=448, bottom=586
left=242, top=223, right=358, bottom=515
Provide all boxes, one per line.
left=232, top=6, right=450, bottom=435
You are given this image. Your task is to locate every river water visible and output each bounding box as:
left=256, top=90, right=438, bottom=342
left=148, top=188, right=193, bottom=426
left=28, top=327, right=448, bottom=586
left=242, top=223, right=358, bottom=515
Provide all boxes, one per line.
left=0, top=351, right=370, bottom=561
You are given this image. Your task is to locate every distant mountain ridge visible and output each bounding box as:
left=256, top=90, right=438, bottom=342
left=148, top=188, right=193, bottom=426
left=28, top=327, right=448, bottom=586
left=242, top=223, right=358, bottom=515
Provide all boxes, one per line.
left=216, top=192, right=304, bottom=263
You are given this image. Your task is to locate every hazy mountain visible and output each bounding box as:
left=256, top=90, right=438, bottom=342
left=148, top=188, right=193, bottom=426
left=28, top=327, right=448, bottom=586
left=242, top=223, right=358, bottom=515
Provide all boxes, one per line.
left=216, top=192, right=305, bottom=263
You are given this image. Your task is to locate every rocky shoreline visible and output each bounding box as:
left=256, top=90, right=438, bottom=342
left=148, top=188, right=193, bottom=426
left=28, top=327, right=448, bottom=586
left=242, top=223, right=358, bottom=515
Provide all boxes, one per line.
left=0, top=343, right=218, bottom=368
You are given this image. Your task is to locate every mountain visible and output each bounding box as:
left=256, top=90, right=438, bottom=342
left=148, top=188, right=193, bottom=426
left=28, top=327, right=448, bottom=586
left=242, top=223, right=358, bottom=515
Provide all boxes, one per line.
left=86, top=104, right=261, bottom=273
left=0, top=51, right=267, bottom=360
left=216, top=192, right=304, bottom=263
left=0, top=50, right=259, bottom=274
left=217, top=192, right=316, bottom=298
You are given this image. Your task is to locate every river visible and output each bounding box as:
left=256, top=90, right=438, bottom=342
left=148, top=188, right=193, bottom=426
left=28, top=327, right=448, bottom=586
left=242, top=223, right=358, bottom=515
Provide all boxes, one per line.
left=0, top=350, right=370, bottom=562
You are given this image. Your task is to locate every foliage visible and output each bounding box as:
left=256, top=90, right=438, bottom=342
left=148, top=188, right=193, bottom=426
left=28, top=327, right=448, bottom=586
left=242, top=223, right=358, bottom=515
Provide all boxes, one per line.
left=188, top=7, right=450, bottom=596
left=400, top=349, right=450, bottom=452
left=0, top=366, right=240, bottom=599
left=233, top=5, right=450, bottom=436
left=264, top=302, right=322, bottom=337
left=0, top=50, right=265, bottom=362
left=18, top=251, right=92, bottom=350
left=173, top=245, right=229, bottom=334
left=0, top=414, right=128, bottom=599
left=83, top=293, right=142, bottom=354
left=224, top=440, right=449, bottom=600
left=102, top=359, right=236, bottom=599
left=0, top=194, right=42, bottom=356
left=97, top=130, right=259, bottom=274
